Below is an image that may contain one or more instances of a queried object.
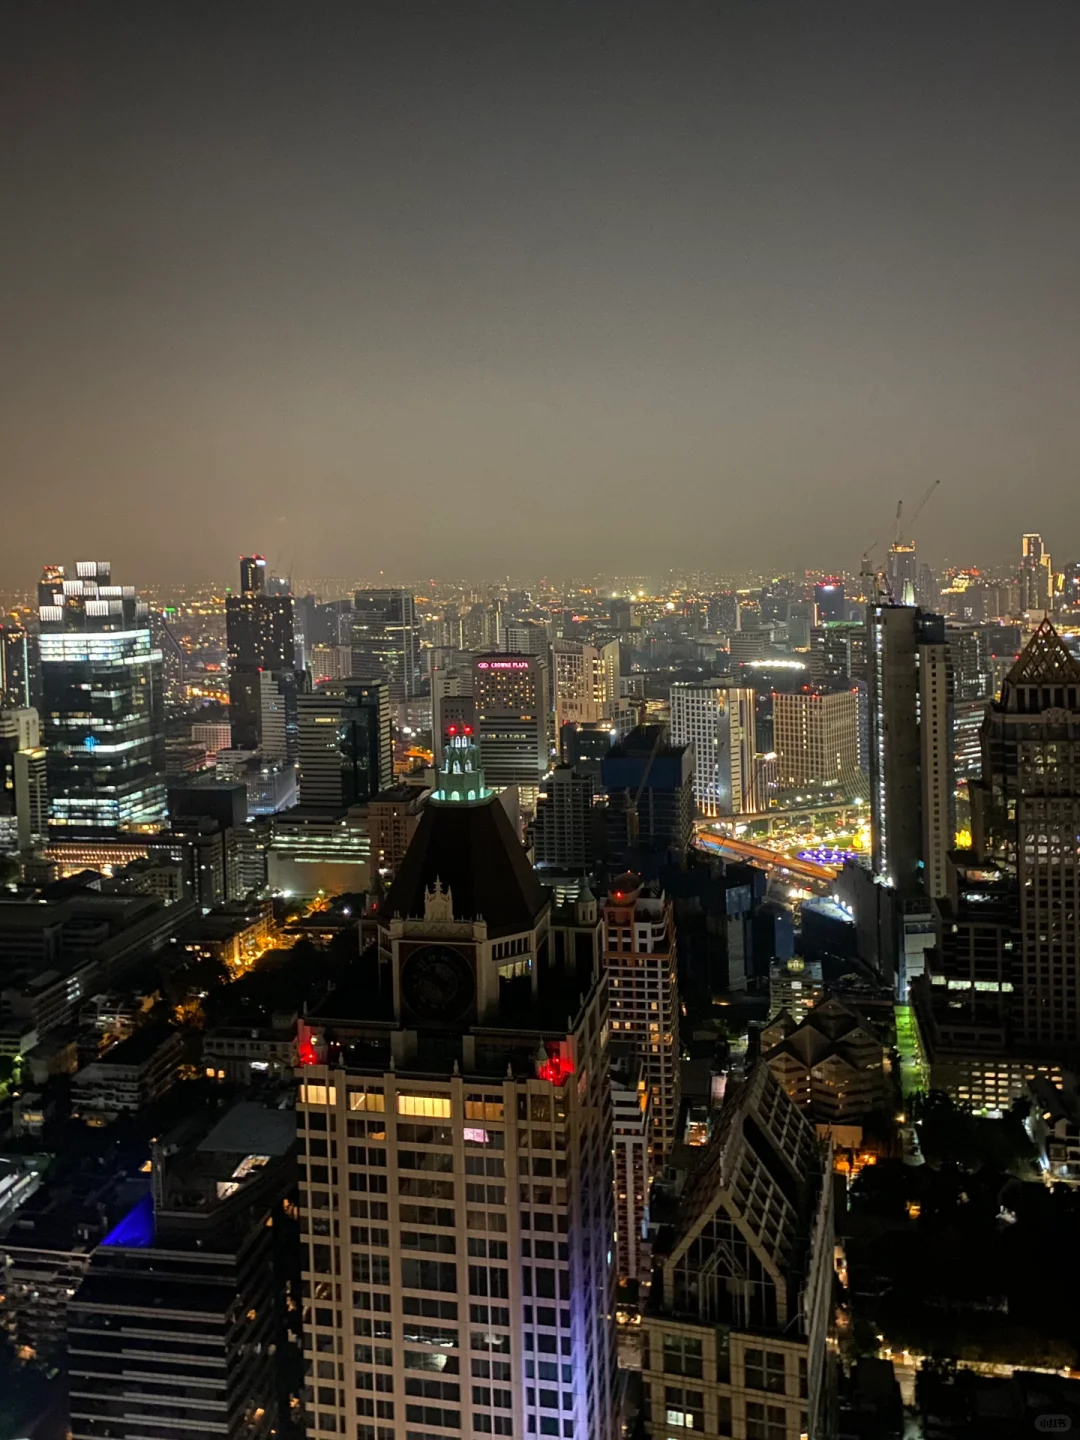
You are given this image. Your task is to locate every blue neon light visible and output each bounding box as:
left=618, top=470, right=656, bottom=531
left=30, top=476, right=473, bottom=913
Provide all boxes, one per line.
left=100, top=1191, right=154, bottom=1248
left=84, top=735, right=99, bottom=751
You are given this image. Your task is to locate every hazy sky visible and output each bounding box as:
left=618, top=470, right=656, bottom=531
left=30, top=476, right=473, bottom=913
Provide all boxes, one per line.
left=4, top=2, right=1080, bottom=586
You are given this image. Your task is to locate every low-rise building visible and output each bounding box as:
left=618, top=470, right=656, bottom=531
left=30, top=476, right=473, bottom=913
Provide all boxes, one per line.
left=71, top=1027, right=183, bottom=1122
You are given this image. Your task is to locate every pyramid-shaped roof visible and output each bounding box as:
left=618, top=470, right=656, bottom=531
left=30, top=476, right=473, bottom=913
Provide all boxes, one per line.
left=1005, top=619, right=1080, bottom=686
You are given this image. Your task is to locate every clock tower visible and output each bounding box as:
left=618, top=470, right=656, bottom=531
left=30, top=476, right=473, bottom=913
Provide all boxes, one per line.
left=379, top=724, right=551, bottom=1031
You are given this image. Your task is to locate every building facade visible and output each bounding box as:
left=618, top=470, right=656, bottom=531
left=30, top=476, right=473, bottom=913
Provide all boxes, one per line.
left=772, top=686, right=860, bottom=791
left=352, top=588, right=418, bottom=704
left=298, top=681, right=393, bottom=812
left=669, top=685, right=756, bottom=818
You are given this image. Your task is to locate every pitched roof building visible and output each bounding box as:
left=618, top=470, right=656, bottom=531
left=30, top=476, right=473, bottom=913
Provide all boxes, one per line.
left=761, top=995, right=887, bottom=1124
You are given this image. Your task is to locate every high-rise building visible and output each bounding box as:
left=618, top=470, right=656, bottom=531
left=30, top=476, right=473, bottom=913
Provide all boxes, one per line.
left=772, top=685, right=860, bottom=790
left=38, top=562, right=166, bottom=837
left=259, top=667, right=303, bottom=764
left=813, top=577, right=845, bottom=624
left=502, top=621, right=548, bottom=656
left=602, top=726, right=694, bottom=864
left=352, top=588, right=418, bottom=703
left=641, top=1065, right=834, bottom=1440
left=296, top=731, right=616, bottom=1440
left=472, top=653, right=552, bottom=797
left=311, top=643, right=354, bottom=684
left=532, top=763, right=594, bottom=871
left=14, top=746, right=48, bottom=850
left=297, top=681, right=392, bottom=812
left=603, top=875, right=679, bottom=1156
left=0, top=621, right=32, bottom=708
left=669, top=684, right=755, bottom=818
left=868, top=605, right=953, bottom=899
left=971, top=620, right=1080, bottom=1047
left=808, top=621, right=867, bottom=684
left=885, top=542, right=917, bottom=605
left=916, top=623, right=1080, bottom=1108
left=67, top=1102, right=298, bottom=1440
left=1020, top=532, right=1053, bottom=612
left=226, top=557, right=296, bottom=750
left=552, top=640, right=620, bottom=734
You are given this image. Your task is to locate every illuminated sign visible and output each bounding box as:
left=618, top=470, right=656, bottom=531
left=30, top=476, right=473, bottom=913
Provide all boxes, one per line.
left=477, top=660, right=531, bottom=670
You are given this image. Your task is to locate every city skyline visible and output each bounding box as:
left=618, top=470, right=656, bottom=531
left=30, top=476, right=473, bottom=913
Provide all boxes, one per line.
left=5, top=3, right=1080, bottom=581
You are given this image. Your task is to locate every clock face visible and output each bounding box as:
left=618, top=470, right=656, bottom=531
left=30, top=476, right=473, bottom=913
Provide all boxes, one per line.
left=400, top=945, right=475, bottom=1023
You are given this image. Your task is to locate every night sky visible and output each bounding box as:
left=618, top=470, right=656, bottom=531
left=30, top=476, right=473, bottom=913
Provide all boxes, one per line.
left=4, top=2, right=1080, bottom=585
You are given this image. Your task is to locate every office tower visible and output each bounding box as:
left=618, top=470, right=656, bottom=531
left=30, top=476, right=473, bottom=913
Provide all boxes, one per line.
left=150, top=608, right=186, bottom=713
left=1062, top=561, right=1080, bottom=612
left=0, top=708, right=43, bottom=849
left=0, top=621, right=32, bottom=707
left=472, top=653, right=552, bottom=796
left=868, top=605, right=953, bottom=899
left=642, top=1065, right=834, bottom=1440
left=553, top=640, right=620, bottom=734
left=761, top=996, right=888, bottom=1123
left=266, top=573, right=292, bottom=597
left=971, top=620, right=1080, bottom=1047
left=603, top=875, right=679, bottom=1155
left=503, top=621, right=548, bottom=656
left=772, top=686, right=860, bottom=790
left=813, top=577, right=845, bottom=624
left=808, top=621, right=867, bottom=683
left=669, top=684, right=756, bottom=818
left=38, top=562, right=166, bottom=837
left=296, top=731, right=616, bottom=1440
left=311, top=643, right=354, bottom=683
left=602, top=726, right=694, bottom=863
left=609, top=597, right=636, bottom=632
left=533, top=764, right=594, bottom=871
left=1020, top=532, right=1053, bottom=612
left=352, top=588, right=418, bottom=703
left=945, top=623, right=994, bottom=701
left=706, top=592, right=738, bottom=636
left=259, top=667, right=302, bottom=764
left=297, top=681, right=392, bottom=812
left=226, top=557, right=296, bottom=750
left=916, top=623, right=1080, bottom=1107
left=68, top=1102, right=298, bottom=1440
left=885, top=541, right=917, bottom=605
left=191, top=721, right=233, bottom=755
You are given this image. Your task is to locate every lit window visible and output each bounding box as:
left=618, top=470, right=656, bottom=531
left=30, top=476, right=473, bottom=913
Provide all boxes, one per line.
left=398, top=1094, right=453, bottom=1119
left=301, top=1085, right=337, bottom=1106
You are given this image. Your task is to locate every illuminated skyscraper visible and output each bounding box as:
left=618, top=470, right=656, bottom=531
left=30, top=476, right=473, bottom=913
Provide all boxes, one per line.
left=297, top=680, right=392, bottom=812
left=296, top=733, right=616, bottom=1440
left=226, top=556, right=296, bottom=750
left=472, top=653, right=551, bottom=797
left=603, top=875, right=679, bottom=1156
left=0, top=621, right=32, bottom=708
left=669, top=684, right=755, bottom=818
left=1020, top=532, right=1053, bottom=612
left=868, top=605, right=953, bottom=899
left=772, top=686, right=860, bottom=790
left=552, top=640, right=619, bottom=736
left=38, top=562, right=166, bottom=837
left=352, top=588, right=418, bottom=704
